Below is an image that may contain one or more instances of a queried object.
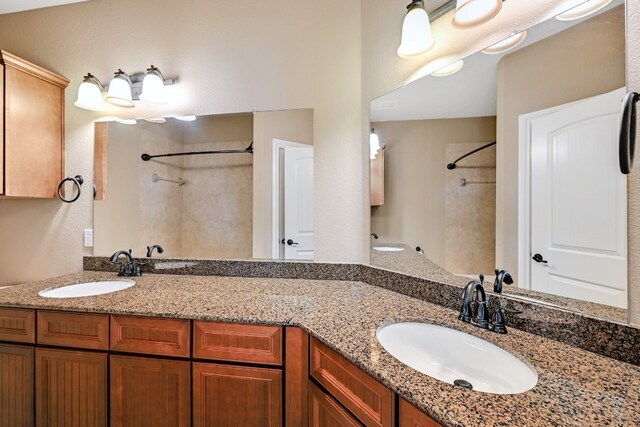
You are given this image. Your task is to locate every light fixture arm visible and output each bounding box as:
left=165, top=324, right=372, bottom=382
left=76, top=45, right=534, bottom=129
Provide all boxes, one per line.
left=83, top=73, right=104, bottom=90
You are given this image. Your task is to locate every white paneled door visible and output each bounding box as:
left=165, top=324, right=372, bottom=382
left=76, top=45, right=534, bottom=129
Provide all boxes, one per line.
left=528, top=88, right=627, bottom=308
left=283, top=146, right=314, bottom=260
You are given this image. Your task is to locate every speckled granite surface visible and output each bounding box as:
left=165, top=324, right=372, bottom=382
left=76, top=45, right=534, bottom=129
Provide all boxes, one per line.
left=0, top=272, right=638, bottom=427
left=84, top=256, right=640, bottom=366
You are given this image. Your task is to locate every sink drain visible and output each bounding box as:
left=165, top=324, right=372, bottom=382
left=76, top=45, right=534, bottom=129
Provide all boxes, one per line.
left=454, top=379, right=473, bottom=390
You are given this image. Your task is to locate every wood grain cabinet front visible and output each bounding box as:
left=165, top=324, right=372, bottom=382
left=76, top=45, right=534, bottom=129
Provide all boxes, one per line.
left=0, top=344, right=34, bottom=427
left=310, top=337, right=395, bottom=427
left=193, top=362, right=282, bottom=427
left=194, top=321, right=283, bottom=365
left=309, top=382, right=362, bottom=427
left=0, top=51, right=69, bottom=198
left=110, top=315, right=191, bottom=358
left=37, top=311, right=109, bottom=350
left=110, top=355, right=191, bottom=427
left=399, top=399, right=442, bottom=427
left=35, top=348, right=107, bottom=427
left=0, top=308, right=35, bottom=344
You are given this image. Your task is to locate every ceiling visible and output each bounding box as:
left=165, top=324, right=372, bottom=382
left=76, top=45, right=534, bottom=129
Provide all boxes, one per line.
left=0, top=0, right=89, bottom=15
left=370, top=0, right=623, bottom=122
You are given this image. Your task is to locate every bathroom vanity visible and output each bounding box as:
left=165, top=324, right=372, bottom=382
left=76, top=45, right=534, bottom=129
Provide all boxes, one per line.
left=0, top=270, right=638, bottom=427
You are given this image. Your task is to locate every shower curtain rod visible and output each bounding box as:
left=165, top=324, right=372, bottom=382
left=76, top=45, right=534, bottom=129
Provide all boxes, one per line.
left=141, top=142, right=253, bottom=161
left=446, top=141, right=496, bottom=170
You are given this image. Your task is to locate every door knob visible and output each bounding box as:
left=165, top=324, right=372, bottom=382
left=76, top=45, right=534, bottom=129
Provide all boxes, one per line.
left=286, top=239, right=299, bottom=247
left=532, top=253, right=548, bottom=264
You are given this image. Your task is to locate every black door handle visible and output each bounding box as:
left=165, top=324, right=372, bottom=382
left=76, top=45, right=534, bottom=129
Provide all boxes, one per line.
left=532, top=253, right=548, bottom=264
left=620, top=91, right=639, bottom=174
left=286, top=239, right=299, bottom=247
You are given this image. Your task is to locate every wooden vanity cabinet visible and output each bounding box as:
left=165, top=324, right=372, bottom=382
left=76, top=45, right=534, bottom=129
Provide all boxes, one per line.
left=399, top=399, right=441, bottom=427
left=0, top=344, right=34, bottom=427
left=0, top=51, right=69, bottom=198
left=309, top=381, right=362, bottom=427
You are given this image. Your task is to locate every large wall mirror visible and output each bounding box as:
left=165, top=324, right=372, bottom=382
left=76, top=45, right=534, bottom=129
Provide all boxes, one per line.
left=93, top=109, right=314, bottom=261
left=369, top=0, right=627, bottom=321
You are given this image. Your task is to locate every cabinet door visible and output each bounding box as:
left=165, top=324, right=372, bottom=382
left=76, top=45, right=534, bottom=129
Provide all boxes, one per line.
left=309, top=382, right=362, bottom=427
left=193, top=362, right=282, bottom=427
left=3, top=52, right=68, bottom=198
left=0, top=344, right=34, bottom=427
left=110, top=355, right=190, bottom=427
left=35, top=348, right=107, bottom=427
left=399, top=399, right=441, bottom=427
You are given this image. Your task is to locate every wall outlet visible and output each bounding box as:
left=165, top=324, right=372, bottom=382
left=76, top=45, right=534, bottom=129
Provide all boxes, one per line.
left=84, top=229, right=94, bottom=247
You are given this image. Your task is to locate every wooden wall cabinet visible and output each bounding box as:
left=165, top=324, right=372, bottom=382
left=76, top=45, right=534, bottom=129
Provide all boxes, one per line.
left=0, top=51, right=69, bottom=198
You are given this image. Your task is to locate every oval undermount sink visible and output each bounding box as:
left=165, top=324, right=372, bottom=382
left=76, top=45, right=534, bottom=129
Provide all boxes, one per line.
left=39, top=280, right=135, bottom=298
left=376, top=322, right=537, bottom=394
left=373, top=246, right=405, bottom=252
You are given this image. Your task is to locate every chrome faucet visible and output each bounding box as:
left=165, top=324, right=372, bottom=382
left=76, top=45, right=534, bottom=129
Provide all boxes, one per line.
left=109, top=250, right=144, bottom=277
left=459, top=275, right=489, bottom=329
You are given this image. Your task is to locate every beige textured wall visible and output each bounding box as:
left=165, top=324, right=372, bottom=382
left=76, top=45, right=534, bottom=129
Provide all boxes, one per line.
left=253, top=109, right=314, bottom=259
left=445, top=143, right=496, bottom=275
left=627, top=1, right=640, bottom=325
left=496, top=6, right=626, bottom=281
left=0, top=0, right=363, bottom=286
left=370, top=117, right=496, bottom=266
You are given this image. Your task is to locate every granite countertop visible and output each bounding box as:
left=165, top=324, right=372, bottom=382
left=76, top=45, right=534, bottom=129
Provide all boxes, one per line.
left=370, top=244, right=628, bottom=322
left=0, top=272, right=638, bottom=427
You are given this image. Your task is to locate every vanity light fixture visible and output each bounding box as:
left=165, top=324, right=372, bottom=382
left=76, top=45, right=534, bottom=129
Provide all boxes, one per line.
left=174, top=115, right=197, bottom=122
left=481, top=30, right=527, bottom=54
left=139, top=65, right=168, bottom=104
left=555, top=0, right=612, bottom=21
left=397, top=0, right=434, bottom=58
left=95, top=116, right=138, bottom=125
left=370, top=128, right=381, bottom=160
left=74, top=73, right=105, bottom=111
left=452, top=0, right=502, bottom=29
left=105, top=69, right=135, bottom=108
left=431, top=59, right=464, bottom=77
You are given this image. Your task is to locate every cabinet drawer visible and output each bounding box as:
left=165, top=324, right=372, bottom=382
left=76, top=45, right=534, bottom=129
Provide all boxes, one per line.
left=37, top=311, right=109, bottom=350
left=310, top=337, right=394, bottom=427
left=110, top=316, right=190, bottom=358
left=310, top=381, right=362, bottom=427
left=0, top=308, right=35, bottom=344
left=194, top=321, right=282, bottom=365
left=399, top=398, right=442, bottom=427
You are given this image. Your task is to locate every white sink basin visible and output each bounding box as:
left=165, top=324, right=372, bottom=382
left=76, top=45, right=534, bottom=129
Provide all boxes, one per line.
left=39, top=280, right=135, bottom=298
left=373, top=246, right=405, bottom=252
left=376, top=322, right=537, bottom=394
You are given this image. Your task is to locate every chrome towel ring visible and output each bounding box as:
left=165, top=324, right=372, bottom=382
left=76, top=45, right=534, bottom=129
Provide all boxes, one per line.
left=57, top=175, right=84, bottom=203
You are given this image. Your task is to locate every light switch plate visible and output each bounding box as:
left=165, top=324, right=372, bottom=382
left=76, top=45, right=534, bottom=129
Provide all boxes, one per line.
left=84, top=229, right=93, bottom=247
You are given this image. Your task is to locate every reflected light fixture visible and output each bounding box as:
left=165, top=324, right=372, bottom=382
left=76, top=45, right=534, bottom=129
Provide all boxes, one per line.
left=431, top=60, right=464, bottom=77
left=96, top=116, right=137, bottom=125
left=144, top=117, right=167, bottom=124
left=398, top=0, right=434, bottom=58
left=555, top=0, right=612, bottom=21
left=370, top=128, right=381, bottom=160
left=452, top=0, right=502, bottom=29
left=140, top=65, right=168, bottom=104
left=481, top=30, right=527, bottom=54
left=174, top=115, right=197, bottom=122
left=74, top=73, right=105, bottom=111
left=105, top=69, right=134, bottom=108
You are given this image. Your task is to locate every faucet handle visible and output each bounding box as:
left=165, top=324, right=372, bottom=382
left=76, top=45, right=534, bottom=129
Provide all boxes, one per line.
left=479, top=274, right=484, bottom=284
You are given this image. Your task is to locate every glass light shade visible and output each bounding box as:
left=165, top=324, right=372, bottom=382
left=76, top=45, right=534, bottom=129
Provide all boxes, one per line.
left=74, top=78, right=105, bottom=111
left=96, top=116, right=137, bottom=125
left=174, top=115, right=197, bottom=122
left=397, top=3, right=434, bottom=58
left=105, top=74, right=134, bottom=108
left=481, top=31, right=527, bottom=54
left=140, top=72, right=168, bottom=104
left=431, top=60, right=464, bottom=77
left=555, top=0, right=612, bottom=21
left=144, top=117, right=167, bottom=123
left=370, top=129, right=381, bottom=160
left=452, top=0, right=502, bottom=29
